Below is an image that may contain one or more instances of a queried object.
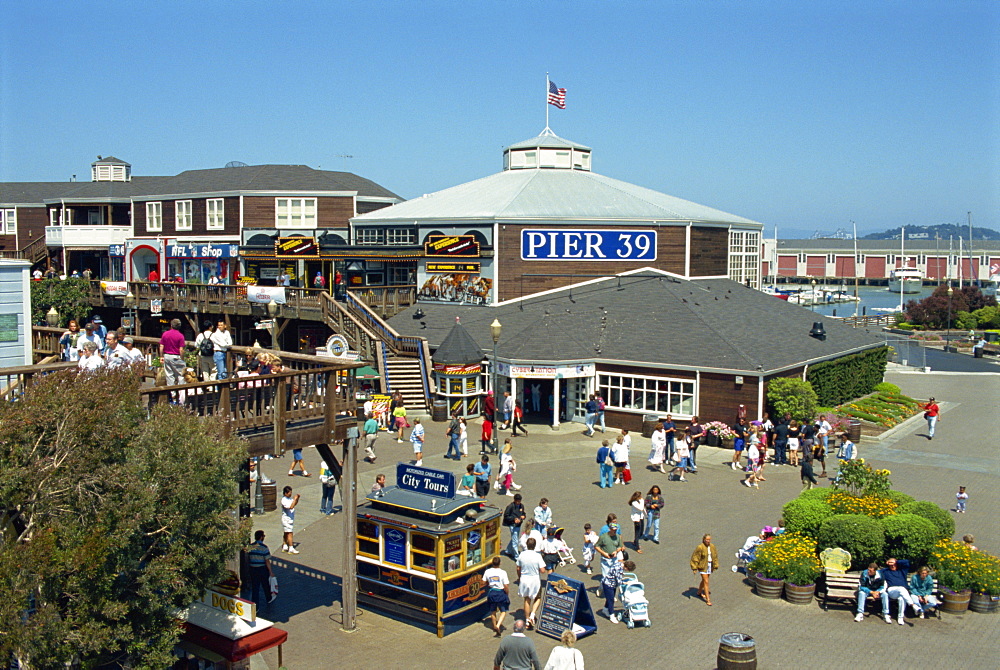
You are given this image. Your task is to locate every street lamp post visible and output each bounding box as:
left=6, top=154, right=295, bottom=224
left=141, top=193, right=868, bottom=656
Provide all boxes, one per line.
left=946, top=284, right=954, bottom=352
left=810, top=278, right=817, bottom=312
left=490, top=318, right=502, bottom=438
left=45, top=306, right=60, bottom=327
left=267, top=299, right=279, bottom=350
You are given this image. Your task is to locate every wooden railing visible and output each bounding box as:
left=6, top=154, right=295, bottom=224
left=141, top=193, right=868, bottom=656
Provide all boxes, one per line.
left=349, top=285, right=417, bottom=319
left=0, top=236, right=48, bottom=262
left=0, top=362, right=78, bottom=401
left=834, top=315, right=897, bottom=328
left=343, top=291, right=423, bottom=357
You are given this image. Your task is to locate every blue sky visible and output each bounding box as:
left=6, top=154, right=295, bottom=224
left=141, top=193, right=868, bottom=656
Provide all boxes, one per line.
left=2, top=1, right=997, bottom=237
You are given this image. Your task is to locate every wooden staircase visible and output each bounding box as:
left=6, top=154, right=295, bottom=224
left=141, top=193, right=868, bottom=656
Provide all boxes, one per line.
left=384, top=357, right=429, bottom=410
left=0, top=236, right=47, bottom=263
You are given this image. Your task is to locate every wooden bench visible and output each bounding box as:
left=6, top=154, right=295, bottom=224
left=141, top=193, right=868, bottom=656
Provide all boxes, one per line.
left=819, top=571, right=940, bottom=618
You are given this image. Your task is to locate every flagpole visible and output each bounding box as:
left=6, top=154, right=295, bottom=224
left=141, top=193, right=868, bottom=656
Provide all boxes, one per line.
left=545, top=73, right=550, bottom=132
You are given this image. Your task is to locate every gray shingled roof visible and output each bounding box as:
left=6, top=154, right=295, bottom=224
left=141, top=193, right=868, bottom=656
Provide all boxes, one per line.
left=433, top=319, right=487, bottom=364
left=0, top=164, right=400, bottom=204
left=387, top=270, right=883, bottom=374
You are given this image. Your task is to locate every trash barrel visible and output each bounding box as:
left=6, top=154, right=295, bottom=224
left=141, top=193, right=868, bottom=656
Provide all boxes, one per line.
left=718, top=632, right=757, bottom=670
left=847, top=419, right=862, bottom=443
left=641, top=414, right=660, bottom=438
left=261, top=482, right=277, bottom=513
left=432, top=399, right=449, bottom=422
left=974, top=347, right=984, bottom=358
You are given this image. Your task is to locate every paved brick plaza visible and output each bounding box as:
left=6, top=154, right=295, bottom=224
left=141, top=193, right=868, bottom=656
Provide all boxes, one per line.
left=248, top=368, right=999, bottom=669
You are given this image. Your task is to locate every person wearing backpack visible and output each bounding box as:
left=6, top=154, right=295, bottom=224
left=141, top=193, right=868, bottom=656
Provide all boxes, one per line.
left=195, top=320, right=217, bottom=381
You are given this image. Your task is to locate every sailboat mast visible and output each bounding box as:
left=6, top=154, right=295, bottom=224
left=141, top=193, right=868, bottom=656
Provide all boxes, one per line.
left=852, top=221, right=859, bottom=317
left=899, top=226, right=905, bottom=312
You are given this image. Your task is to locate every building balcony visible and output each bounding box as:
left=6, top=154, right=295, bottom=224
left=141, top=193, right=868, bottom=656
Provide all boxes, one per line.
left=46, top=225, right=131, bottom=248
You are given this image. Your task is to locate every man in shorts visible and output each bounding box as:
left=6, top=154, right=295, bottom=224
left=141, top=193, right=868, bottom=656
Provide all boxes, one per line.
left=731, top=418, right=747, bottom=470
left=280, top=486, right=300, bottom=554
left=515, top=537, right=547, bottom=629
left=409, top=418, right=425, bottom=466
left=482, top=556, right=511, bottom=636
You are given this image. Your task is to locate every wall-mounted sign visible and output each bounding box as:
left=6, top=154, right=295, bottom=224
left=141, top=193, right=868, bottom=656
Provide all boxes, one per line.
left=150, top=299, right=162, bottom=316
left=325, top=334, right=350, bottom=358
left=497, top=362, right=595, bottom=379
left=276, top=237, right=318, bottom=258
left=168, top=244, right=239, bottom=259
left=442, top=571, right=486, bottom=614
left=384, top=528, right=407, bottom=566
left=396, top=463, right=456, bottom=499
left=432, top=362, right=483, bottom=376
left=426, top=262, right=481, bottom=273
left=521, top=229, right=657, bottom=261
left=0, top=314, right=18, bottom=343
left=424, top=235, right=480, bottom=257
left=109, top=244, right=125, bottom=257
left=244, top=286, right=287, bottom=305
left=101, top=281, right=129, bottom=296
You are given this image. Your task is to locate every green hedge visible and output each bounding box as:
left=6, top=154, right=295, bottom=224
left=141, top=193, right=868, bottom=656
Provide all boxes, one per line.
left=879, top=514, right=939, bottom=564
left=782, top=498, right=834, bottom=539
left=816, top=514, right=886, bottom=570
left=899, top=501, right=955, bottom=541
left=883, top=490, right=916, bottom=508
left=806, top=346, right=889, bottom=407
left=874, top=382, right=901, bottom=394
left=798, top=488, right=835, bottom=504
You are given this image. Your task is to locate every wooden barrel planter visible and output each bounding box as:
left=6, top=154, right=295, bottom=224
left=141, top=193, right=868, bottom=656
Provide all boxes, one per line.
left=969, top=592, right=1000, bottom=614
left=784, top=582, right=816, bottom=605
left=717, top=632, right=757, bottom=670
left=940, top=588, right=971, bottom=614
left=753, top=573, right=783, bottom=599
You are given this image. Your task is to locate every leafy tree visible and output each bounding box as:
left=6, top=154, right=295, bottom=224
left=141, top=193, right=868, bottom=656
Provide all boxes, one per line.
left=0, top=368, right=248, bottom=669
left=766, top=377, right=818, bottom=422
left=904, top=285, right=997, bottom=329
left=30, top=278, right=94, bottom=327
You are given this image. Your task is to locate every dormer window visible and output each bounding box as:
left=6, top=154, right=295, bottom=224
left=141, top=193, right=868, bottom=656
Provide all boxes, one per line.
left=91, top=157, right=131, bottom=182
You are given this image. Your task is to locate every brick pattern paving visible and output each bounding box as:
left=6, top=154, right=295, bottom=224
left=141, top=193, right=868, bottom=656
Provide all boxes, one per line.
left=246, top=371, right=999, bottom=669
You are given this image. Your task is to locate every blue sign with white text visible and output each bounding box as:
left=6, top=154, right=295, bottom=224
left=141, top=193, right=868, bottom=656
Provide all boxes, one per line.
left=396, top=463, right=457, bottom=498
left=520, top=229, right=657, bottom=261
left=168, top=244, right=239, bottom=259
left=384, top=527, right=407, bottom=566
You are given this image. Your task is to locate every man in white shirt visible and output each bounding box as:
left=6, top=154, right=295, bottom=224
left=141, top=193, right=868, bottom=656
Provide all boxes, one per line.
left=121, top=337, right=146, bottom=366
left=210, top=321, right=233, bottom=380
left=77, top=322, right=104, bottom=357
left=515, top=537, right=547, bottom=629
left=817, top=417, right=833, bottom=454
left=482, top=556, right=511, bottom=637
left=103, top=332, right=129, bottom=369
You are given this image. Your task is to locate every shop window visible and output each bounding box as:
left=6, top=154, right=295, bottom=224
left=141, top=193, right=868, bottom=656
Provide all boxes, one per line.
left=146, top=202, right=162, bottom=232
left=0, top=209, right=15, bottom=235
left=444, top=533, right=463, bottom=573
left=358, top=520, right=379, bottom=539
left=206, top=199, right=225, bottom=230
left=386, top=228, right=415, bottom=245
left=411, top=532, right=436, bottom=573
left=390, top=267, right=414, bottom=285
left=599, top=373, right=696, bottom=418
left=175, top=200, right=192, bottom=231
left=465, top=530, right=482, bottom=567
left=358, top=537, right=380, bottom=558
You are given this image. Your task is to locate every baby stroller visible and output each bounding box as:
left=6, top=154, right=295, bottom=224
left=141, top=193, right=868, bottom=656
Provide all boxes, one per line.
left=552, top=527, right=576, bottom=566
left=618, top=575, right=651, bottom=629
left=732, top=535, right=764, bottom=574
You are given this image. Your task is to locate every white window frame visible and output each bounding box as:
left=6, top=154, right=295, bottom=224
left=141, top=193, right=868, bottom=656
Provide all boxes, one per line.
left=2, top=208, right=16, bottom=235
left=175, top=200, right=192, bottom=231
left=728, top=230, right=761, bottom=288
left=356, top=228, right=382, bottom=245
left=598, top=373, right=696, bottom=418
left=275, top=198, right=317, bottom=228
left=385, top=228, right=415, bottom=245
left=206, top=199, right=225, bottom=230
left=50, top=208, right=72, bottom=226
left=146, top=202, right=163, bottom=232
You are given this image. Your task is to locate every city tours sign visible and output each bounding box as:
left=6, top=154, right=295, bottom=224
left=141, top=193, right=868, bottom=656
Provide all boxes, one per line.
left=521, top=229, right=657, bottom=261
left=396, top=463, right=456, bottom=499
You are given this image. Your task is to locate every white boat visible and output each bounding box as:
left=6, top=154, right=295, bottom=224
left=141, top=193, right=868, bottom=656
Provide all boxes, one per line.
left=888, top=268, right=923, bottom=294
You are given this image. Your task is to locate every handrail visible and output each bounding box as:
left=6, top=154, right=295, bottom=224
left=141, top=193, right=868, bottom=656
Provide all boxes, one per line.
left=343, top=291, right=424, bottom=356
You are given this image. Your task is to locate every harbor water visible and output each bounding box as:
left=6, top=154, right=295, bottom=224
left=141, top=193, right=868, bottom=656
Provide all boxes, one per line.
left=786, top=285, right=937, bottom=318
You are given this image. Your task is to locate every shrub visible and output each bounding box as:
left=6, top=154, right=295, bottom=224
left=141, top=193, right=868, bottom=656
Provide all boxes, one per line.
left=874, top=382, right=901, bottom=394
left=827, top=492, right=898, bottom=518
left=831, top=459, right=892, bottom=498
left=879, top=514, right=939, bottom=565
left=929, top=539, right=1000, bottom=596
left=782, top=498, right=834, bottom=539
left=767, top=378, right=818, bottom=423
left=748, top=532, right=822, bottom=585
left=899, top=501, right=955, bottom=541
left=883, top=490, right=916, bottom=507
left=798, top=487, right=834, bottom=504
left=816, top=514, right=886, bottom=570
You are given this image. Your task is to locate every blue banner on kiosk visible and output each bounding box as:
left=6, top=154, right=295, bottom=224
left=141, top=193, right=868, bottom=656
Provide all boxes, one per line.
left=536, top=574, right=598, bottom=640
left=396, top=463, right=457, bottom=499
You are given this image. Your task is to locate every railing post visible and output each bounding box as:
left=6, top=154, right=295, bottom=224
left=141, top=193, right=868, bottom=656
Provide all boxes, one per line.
left=220, top=383, right=231, bottom=437
left=273, top=376, right=287, bottom=457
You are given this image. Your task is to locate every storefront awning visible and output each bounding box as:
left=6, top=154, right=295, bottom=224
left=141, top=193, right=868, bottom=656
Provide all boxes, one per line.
left=179, top=623, right=287, bottom=663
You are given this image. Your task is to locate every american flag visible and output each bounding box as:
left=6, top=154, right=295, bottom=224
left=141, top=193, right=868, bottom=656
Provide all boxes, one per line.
left=548, top=81, right=566, bottom=109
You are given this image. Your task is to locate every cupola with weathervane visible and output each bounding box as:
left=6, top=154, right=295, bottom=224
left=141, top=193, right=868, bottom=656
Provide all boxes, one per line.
left=502, top=128, right=591, bottom=172
left=91, top=156, right=131, bottom=182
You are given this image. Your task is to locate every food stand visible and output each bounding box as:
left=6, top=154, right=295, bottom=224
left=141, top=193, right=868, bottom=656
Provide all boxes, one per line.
left=356, top=463, right=502, bottom=637
left=174, top=590, right=287, bottom=670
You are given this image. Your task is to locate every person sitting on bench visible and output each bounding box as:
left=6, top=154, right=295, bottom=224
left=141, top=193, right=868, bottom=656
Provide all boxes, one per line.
left=909, top=566, right=940, bottom=619
left=883, top=557, right=921, bottom=625
left=855, top=563, right=891, bottom=623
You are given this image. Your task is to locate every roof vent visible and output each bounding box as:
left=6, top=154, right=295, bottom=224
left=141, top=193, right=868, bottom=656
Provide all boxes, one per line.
left=809, top=322, right=827, bottom=341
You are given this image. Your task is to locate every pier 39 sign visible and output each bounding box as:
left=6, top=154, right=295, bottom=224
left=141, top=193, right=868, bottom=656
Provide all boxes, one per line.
left=521, top=229, right=656, bottom=261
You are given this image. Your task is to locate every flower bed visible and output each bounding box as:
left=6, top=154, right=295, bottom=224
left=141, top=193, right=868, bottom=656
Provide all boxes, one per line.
left=930, top=539, right=1000, bottom=596
left=836, top=391, right=921, bottom=428
left=748, top=532, right=822, bottom=586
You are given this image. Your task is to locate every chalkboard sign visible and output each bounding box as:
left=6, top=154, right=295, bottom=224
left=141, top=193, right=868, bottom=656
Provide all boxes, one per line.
left=536, top=574, right=598, bottom=641
left=0, top=313, right=18, bottom=343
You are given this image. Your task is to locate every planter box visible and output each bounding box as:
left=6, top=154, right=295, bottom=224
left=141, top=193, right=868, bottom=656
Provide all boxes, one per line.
left=969, top=592, right=999, bottom=614
left=784, top=581, right=816, bottom=605
left=940, top=588, right=971, bottom=614
left=753, top=573, right=783, bottom=599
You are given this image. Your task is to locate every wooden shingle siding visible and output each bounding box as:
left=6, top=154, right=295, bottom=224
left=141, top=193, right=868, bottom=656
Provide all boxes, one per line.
left=242, top=196, right=274, bottom=229
left=688, top=227, right=728, bottom=276
left=496, top=224, right=688, bottom=301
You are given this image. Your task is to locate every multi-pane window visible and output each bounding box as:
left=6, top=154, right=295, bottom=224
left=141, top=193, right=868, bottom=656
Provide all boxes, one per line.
left=275, top=198, right=317, bottom=227
left=49, top=209, right=72, bottom=225
left=206, top=199, right=225, bottom=230
left=385, top=228, right=415, bottom=245
left=728, top=229, right=761, bottom=288
left=598, top=374, right=696, bottom=417
left=1, top=209, right=15, bottom=235
left=175, top=200, right=192, bottom=231
left=356, top=228, right=382, bottom=245
left=146, top=202, right=162, bottom=232
left=390, top=267, right=414, bottom=285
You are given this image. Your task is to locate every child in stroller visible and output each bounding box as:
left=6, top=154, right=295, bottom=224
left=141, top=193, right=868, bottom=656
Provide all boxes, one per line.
left=732, top=526, right=777, bottom=574
left=618, top=570, right=651, bottom=628
left=550, top=527, right=576, bottom=566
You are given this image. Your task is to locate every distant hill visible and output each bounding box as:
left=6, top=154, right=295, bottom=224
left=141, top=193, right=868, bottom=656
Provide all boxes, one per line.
left=862, top=224, right=1000, bottom=241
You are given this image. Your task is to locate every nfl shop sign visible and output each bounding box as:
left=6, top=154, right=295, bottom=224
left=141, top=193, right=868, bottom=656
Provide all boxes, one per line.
left=521, top=229, right=657, bottom=261
left=245, top=286, right=287, bottom=305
